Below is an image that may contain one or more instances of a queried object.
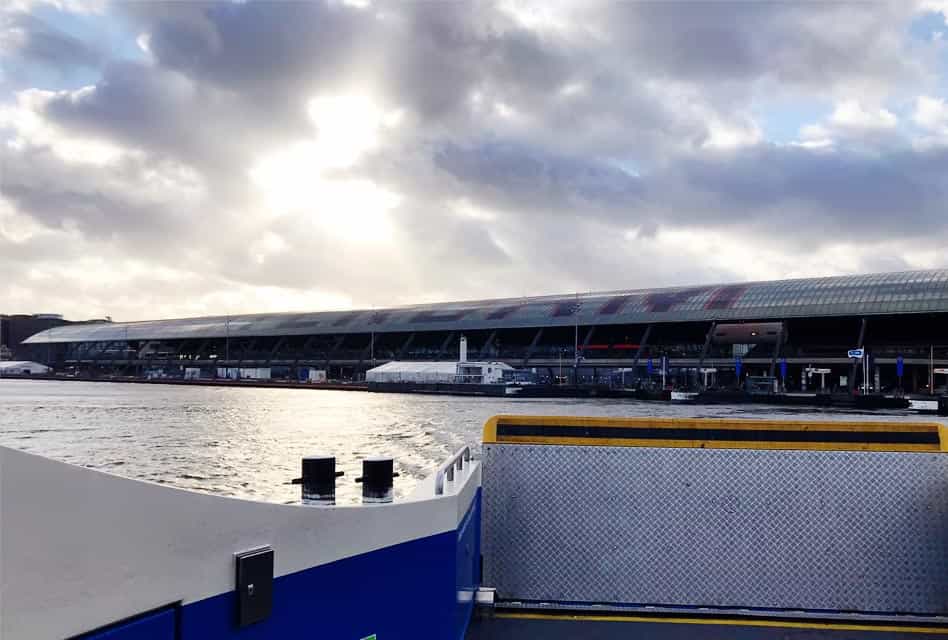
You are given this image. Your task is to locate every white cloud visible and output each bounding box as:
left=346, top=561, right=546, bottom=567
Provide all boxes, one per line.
left=829, top=100, right=898, bottom=131
left=910, top=95, right=948, bottom=148
left=919, top=1, right=948, bottom=22
left=702, top=118, right=763, bottom=150
left=0, top=196, right=46, bottom=243
left=497, top=1, right=571, bottom=33
left=248, top=93, right=404, bottom=244
left=792, top=100, right=902, bottom=150
left=794, top=123, right=835, bottom=150
left=249, top=147, right=401, bottom=244
left=4, top=1, right=948, bottom=321
left=3, top=0, right=105, bottom=14
left=305, top=94, right=401, bottom=169
left=135, top=32, right=150, bottom=54
left=914, top=95, right=948, bottom=130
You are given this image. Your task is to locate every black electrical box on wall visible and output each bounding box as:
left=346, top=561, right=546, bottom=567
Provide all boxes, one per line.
left=235, top=546, right=274, bottom=627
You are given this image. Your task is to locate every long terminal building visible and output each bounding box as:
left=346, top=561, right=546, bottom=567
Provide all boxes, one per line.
left=20, top=268, right=948, bottom=392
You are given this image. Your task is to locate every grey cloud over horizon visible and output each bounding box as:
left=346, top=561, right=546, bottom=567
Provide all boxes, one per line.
left=2, top=0, right=948, bottom=321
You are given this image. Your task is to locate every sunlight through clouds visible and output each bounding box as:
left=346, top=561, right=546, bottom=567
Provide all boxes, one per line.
left=249, top=95, right=403, bottom=243
left=5, top=1, right=948, bottom=320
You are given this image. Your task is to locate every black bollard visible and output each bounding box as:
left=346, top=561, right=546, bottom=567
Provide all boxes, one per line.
left=292, top=455, right=343, bottom=505
left=355, top=457, right=399, bottom=504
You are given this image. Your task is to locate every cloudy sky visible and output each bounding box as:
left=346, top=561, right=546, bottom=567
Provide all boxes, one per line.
left=4, top=1, right=948, bottom=321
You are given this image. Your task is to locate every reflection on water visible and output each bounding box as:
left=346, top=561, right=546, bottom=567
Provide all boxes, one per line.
left=0, top=380, right=942, bottom=504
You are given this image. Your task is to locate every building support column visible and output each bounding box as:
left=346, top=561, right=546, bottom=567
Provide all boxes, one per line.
left=768, top=322, right=785, bottom=379
left=293, top=335, right=318, bottom=368
left=848, top=318, right=867, bottom=395
left=437, top=332, right=456, bottom=360
left=697, top=322, right=716, bottom=389
left=357, top=333, right=376, bottom=368
left=266, top=337, right=286, bottom=366
left=324, top=335, right=346, bottom=372
left=631, top=325, right=653, bottom=379
left=581, top=327, right=596, bottom=349
left=574, top=327, right=596, bottom=385
left=523, top=328, right=544, bottom=367
left=236, top=338, right=258, bottom=368
left=397, top=333, right=416, bottom=360
left=192, top=340, right=210, bottom=363
left=478, top=331, right=497, bottom=360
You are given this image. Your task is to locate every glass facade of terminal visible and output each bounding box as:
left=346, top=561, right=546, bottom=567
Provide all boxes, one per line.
left=24, top=269, right=948, bottom=345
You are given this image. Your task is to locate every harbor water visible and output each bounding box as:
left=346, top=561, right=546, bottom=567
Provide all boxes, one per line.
left=0, top=379, right=942, bottom=505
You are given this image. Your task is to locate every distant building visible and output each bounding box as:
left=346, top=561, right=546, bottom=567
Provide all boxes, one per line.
left=0, top=314, right=107, bottom=363
left=20, top=268, right=948, bottom=393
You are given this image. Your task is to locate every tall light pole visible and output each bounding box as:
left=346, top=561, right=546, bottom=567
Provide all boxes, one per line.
left=225, top=316, right=230, bottom=376
left=573, top=293, right=580, bottom=385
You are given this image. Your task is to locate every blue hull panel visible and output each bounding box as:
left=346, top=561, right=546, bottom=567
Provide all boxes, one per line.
left=183, top=530, right=458, bottom=639
left=75, top=608, right=176, bottom=640
left=455, top=489, right=481, bottom=639
left=76, top=491, right=482, bottom=640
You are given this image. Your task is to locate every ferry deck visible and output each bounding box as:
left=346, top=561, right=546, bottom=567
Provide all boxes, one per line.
left=2, top=414, right=947, bottom=639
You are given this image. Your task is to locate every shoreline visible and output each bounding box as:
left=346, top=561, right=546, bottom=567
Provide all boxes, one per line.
left=1, top=375, right=368, bottom=392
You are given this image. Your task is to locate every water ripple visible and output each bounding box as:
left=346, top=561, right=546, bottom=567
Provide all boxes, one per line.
left=1, top=379, right=943, bottom=505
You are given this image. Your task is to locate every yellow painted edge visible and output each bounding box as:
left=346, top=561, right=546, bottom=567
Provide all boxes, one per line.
left=493, top=611, right=948, bottom=634
left=939, top=425, right=948, bottom=452
left=493, top=435, right=939, bottom=452
left=486, top=414, right=941, bottom=433
left=483, top=415, right=499, bottom=444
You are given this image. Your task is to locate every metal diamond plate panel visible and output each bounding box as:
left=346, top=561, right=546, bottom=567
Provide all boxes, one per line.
left=482, top=444, right=948, bottom=614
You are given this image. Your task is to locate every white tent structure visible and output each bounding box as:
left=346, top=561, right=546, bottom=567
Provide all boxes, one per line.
left=366, top=360, right=515, bottom=384
left=0, top=361, right=50, bottom=376
left=365, top=361, right=459, bottom=384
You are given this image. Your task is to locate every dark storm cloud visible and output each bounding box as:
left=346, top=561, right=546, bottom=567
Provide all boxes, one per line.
left=588, top=2, right=921, bottom=93
left=0, top=143, right=202, bottom=242
left=653, top=145, right=948, bottom=241
left=39, top=60, right=301, bottom=186
left=433, top=142, right=643, bottom=219
left=137, top=2, right=372, bottom=95
left=44, top=62, right=193, bottom=143
left=423, top=139, right=948, bottom=245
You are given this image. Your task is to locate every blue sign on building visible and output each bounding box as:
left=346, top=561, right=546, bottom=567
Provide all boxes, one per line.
left=647, top=358, right=654, bottom=375
left=779, top=358, right=787, bottom=379
left=896, top=356, right=904, bottom=378
left=735, top=356, right=743, bottom=378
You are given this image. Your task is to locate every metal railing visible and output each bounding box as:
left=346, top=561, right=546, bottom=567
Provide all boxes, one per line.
left=434, top=445, right=472, bottom=495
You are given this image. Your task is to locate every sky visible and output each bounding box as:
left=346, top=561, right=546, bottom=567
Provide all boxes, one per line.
left=4, top=1, right=948, bottom=321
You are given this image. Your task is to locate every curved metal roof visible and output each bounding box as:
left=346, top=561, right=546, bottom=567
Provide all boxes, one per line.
left=24, top=269, right=948, bottom=344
